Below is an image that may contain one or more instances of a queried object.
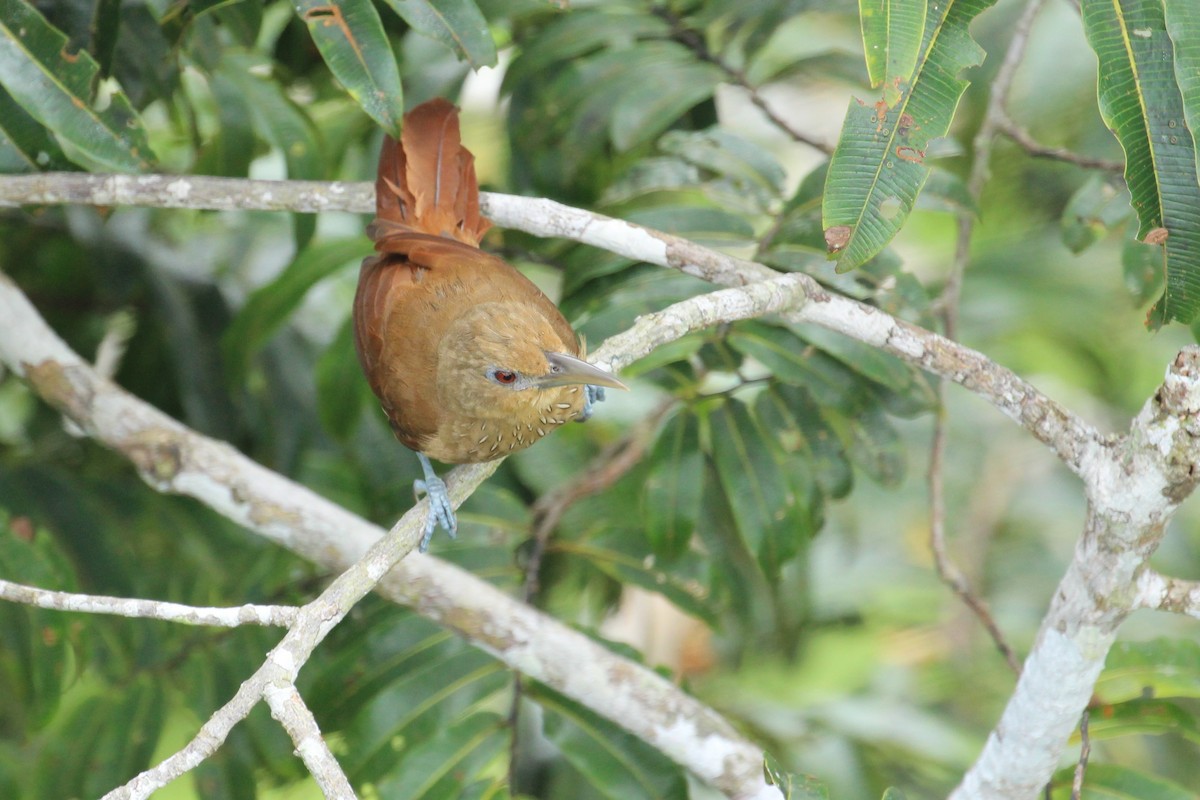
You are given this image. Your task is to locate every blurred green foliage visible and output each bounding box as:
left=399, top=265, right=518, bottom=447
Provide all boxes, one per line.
left=1, top=0, right=1200, bottom=798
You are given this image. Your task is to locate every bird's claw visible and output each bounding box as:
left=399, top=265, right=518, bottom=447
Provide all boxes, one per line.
left=579, top=384, right=607, bottom=422
left=414, top=453, right=457, bottom=552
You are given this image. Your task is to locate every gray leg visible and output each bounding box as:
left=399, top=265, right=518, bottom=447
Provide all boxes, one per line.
left=579, top=384, right=606, bottom=422
left=413, top=452, right=457, bottom=551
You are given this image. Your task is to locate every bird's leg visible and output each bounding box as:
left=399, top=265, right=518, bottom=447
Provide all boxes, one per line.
left=578, top=385, right=607, bottom=422
left=413, top=452, right=457, bottom=551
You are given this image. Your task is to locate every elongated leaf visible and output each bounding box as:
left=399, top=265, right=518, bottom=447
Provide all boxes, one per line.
left=1083, top=0, right=1200, bottom=327
left=708, top=398, right=808, bottom=579
left=222, top=238, right=368, bottom=383
left=380, top=0, right=496, bottom=68
left=1096, top=639, right=1200, bottom=702
left=859, top=0, right=927, bottom=105
left=218, top=55, right=324, bottom=180
left=1051, top=763, right=1196, bottom=800
left=293, top=0, right=404, bottom=136
left=376, top=712, right=507, bottom=798
left=0, top=84, right=68, bottom=172
left=1083, top=699, right=1200, bottom=744
left=316, top=316, right=371, bottom=442
left=556, top=540, right=716, bottom=624
left=1164, top=0, right=1200, bottom=167
left=756, top=383, right=852, bottom=500
left=194, top=71, right=257, bottom=177
left=642, top=409, right=704, bottom=560
left=0, top=0, right=153, bottom=172
left=823, top=0, right=997, bottom=271
left=529, top=683, right=689, bottom=800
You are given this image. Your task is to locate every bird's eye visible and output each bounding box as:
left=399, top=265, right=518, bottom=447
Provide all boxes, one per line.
left=492, top=370, right=518, bottom=385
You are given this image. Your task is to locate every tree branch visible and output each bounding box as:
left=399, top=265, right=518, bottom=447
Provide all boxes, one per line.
left=951, top=348, right=1200, bottom=798
left=0, top=172, right=1107, bottom=475
left=0, top=578, right=299, bottom=626
left=1133, top=569, right=1200, bottom=620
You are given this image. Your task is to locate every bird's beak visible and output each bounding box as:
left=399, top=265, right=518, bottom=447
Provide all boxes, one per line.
left=539, top=351, right=629, bottom=390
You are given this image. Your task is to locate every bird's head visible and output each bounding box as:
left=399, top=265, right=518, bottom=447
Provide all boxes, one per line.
left=436, top=303, right=627, bottom=420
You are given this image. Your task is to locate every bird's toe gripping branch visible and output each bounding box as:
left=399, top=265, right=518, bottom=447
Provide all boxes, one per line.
left=579, top=385, right=607, bottom=422
left=414, top=452, right=457, bottom=551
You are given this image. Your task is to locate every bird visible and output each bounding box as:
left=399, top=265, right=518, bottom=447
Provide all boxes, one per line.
left=352, top=98, right=627, bottom=552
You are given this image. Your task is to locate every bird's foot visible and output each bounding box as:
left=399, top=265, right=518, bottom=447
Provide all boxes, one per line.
left=413, top=453, right=457, bottom=551
left=578, top=384, right=607, bottom=422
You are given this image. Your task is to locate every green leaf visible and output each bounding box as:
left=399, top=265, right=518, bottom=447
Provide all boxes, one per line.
left=530, top=683, right=689, bottom=800
left=222, top=238, right=368, bottom=384
left=380, top=0, right=497, bottom=69
left=293, top=0, right=404, bottom=136
left=0, top=0, right=154, bottom=172
left=1061, top=175, right=1133, bottom=254
left=375, top=712, right=507, bottom=798
left=1083, top=698, right=1200, bottom=744
left=316, top=315, right=370, bottom=442
left=0, top=83, right=68, bottom=172
left=756, top=383, right=852, bottom=500
left=609, top=59, right=722, bottom=152
left=1050, top=762, right=1197, bottom=800
left=763, top=751, right=831, bottom=799
left=218, top=54, right=324, bottom=181
left=823, top=0, right=997, bottom=271
left=642, top=408, right=703, bottom=560
left=557, top=539, right=717, bottom=625
left=1082, top=0, right=1200, bottom=327
left=708, top=398, right=810, bottom=579
left=1164, top=0, right=1200, bottom=167
left=194, top=71, right=257, bottom=177
left=859, top=0, right=927, bottom=106
left=1096, top=638, right=1200, bottom=702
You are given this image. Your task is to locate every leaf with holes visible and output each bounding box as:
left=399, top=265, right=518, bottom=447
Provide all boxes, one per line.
left=0, top=0, right=154, bottom=172
left=1083, top=0, right=1200, bottom=327
left=823, top=0, right=997, bottom=272
left=293, top=0, right=404, bottom=136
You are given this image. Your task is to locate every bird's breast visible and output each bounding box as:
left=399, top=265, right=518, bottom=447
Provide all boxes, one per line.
left=424, top=386, right=587, bottom=463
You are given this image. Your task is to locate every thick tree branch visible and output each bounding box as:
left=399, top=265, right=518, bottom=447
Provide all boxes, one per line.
left=0, top=578, right=298, bottom=626
left=0, top=268, right=791, bottom=800
left=952, top=348, right=1200, bottom=798
left=1133, top=569, right=1200, bottom=620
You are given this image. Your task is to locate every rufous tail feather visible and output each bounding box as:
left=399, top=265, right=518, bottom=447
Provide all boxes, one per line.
left=371, top=98, right=491, bottom=247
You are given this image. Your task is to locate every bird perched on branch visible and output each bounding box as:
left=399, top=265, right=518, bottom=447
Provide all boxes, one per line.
left=353, top=99, right=627, bottom=551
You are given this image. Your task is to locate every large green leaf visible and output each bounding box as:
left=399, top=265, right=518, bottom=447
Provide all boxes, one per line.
left=859, top=0, right=927, bottom=105
left=379, top=0, right=497, bottom=69
left=1164, top=0, right=1200, bottom=171
left=641, top=408, right=704, bottom=560
left=0, top=84, right=68, bottom=172
left=823, top=0, right=997, bottom=271
left=1082, top=0, right=1200, bottom=327
left=529, top=683, right=689, bottom=800
left=0, top=0, right=154, bottom=172
left=222, top=238, right=369, bottom=384
left=1050, top=762, right=1197, bottom=800
left=1082, top=698, right=1200, bottom=744
left=1096, top=639, right=1200, bottom=702
left=375, top=712, right=508, bottom=798
left=708, top=398, right=810, bottom=579
left=293, top=0, right=404, bottom=136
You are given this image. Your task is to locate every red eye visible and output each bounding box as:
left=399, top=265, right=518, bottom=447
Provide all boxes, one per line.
left=493, top=370, right=517, bottom=384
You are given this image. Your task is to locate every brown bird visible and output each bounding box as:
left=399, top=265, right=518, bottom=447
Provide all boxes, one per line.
left=353, top=99, right=627, bottom=551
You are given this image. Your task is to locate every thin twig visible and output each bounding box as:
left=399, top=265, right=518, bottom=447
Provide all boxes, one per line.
left=0, top=578, right=299, bottom=627
left=652, top=7, right=833, bottom=153
left=996, top=114, right=1124, bottom=173
left=1070, top=709, right=1090, bottom=800
left=929, top=0, right=1048, bottom=674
